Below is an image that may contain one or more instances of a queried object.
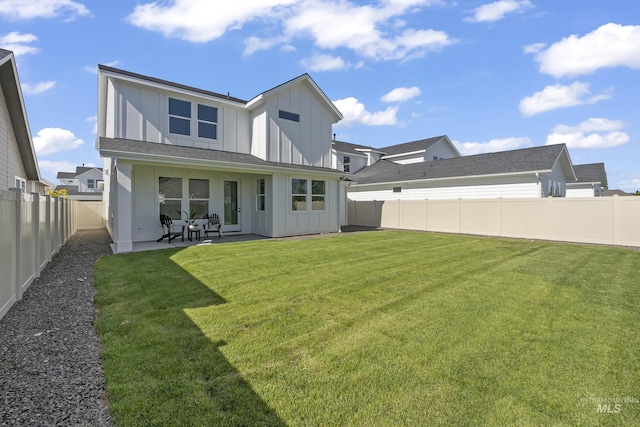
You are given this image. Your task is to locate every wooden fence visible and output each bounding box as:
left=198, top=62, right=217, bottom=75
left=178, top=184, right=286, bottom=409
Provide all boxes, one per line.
left=0, top=190, right=105, bottom=320
left=348, top=196, right=640, bottom=248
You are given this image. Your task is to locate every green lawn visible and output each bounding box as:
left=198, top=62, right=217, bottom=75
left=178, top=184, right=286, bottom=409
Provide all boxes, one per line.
left=94, top=231, right=640, bottom=426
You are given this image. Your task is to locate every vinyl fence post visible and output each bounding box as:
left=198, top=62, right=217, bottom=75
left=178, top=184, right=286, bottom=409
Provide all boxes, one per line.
left=10, top=188, right=22, bottom=301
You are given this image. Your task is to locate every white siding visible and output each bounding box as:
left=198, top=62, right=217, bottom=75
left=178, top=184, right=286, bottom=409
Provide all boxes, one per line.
left=262, top=81, right=333, bottom=168
left=566, top=186, right=596, bottom=198
left=76, top=169, right=104, bottom=192
left=425, top=140, right=460, bottom=160
left=272, top=173, right=340, bottom=237
left=108, top=79, right=250, bottom=152
left=0, top=84, right=27, bottom=191
left=348, top=176, right=541, bottom=201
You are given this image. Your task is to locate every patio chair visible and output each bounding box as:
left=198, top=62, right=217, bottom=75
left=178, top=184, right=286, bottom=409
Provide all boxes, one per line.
left=157, top=214, right=184, bottom=243
left=203, top=213, right=221, bottom=239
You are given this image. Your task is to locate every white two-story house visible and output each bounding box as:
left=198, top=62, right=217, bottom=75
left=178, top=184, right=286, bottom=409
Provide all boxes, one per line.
left=56, top=166, right=104, bottom=200
left=97, top=66, right=345, bottom=253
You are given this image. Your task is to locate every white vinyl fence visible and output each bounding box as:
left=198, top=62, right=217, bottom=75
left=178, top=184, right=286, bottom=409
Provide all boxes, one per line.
left=348, top=196, right=640, bottom=248
left=0, top=190, right=105, bottom=320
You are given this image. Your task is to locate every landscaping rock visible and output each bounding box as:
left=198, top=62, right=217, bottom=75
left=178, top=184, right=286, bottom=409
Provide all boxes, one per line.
left=0, top=229, right=113, bottom=426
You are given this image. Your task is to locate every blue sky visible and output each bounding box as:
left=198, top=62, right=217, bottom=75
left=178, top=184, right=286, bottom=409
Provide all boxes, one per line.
left=1, top=0, right=639, bottom=191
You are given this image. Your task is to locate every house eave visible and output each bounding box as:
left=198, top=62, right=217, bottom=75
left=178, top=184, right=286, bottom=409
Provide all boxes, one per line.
left=99, top=148, right=346, bottom=177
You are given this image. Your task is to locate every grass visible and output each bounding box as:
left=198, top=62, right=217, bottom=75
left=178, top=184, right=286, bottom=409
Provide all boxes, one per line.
left=94, top=231, right=640, bottom=426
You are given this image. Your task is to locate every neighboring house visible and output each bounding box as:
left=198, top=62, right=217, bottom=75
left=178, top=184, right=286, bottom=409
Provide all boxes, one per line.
left=56, top=166, right=104, bottom=200
left=97, top=65, right=345, bottom=252
left=566, top=163, right=608, bottom=197
left=347, top=143, right=576, bottom=201
left=0, top=49, right=43, bottom=194
left=332, top=135, right=460, bottom=174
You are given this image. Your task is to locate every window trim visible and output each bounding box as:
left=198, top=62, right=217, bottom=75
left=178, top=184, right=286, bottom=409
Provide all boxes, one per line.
left=256, top=178, right=266, bottom=212
left=168, top=98, right=191, bottom=136
left=279, top=109, right=300, bottom=123
left=290, top=178, right=326, bottom=212
left=168, top=97, right=219, bottom=141
left=15, top=176, right=26, bottom=192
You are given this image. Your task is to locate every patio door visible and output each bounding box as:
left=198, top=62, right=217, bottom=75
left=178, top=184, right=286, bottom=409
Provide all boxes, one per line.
left=224, top=180, right=241, bottom=232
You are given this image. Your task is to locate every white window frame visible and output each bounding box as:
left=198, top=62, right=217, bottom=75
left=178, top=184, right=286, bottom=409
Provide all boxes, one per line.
left=14, top=176, right=26, bottom=192
left=168, top=97, right=219, bottom=141
left=290, top=178, right=326, bottom=212
left=256, top=178, right=266, bottom=211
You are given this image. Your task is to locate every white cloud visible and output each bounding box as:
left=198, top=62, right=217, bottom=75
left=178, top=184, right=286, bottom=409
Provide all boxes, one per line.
left=33, top=128, right=84, bottom=156
left=546, top=118, right=629, bottom=149
left=86, top=115, right=97, bottom=134
left=38, top=160, right=78, bottom=177
left=523, top=42, right=545, bottom=54
left=128, top=0, right=456, bottom=62
left=299, top=54, right=363, bottom=71
left=0, top=32, right=39, bottom=56
left=333, top=97, right=398, bottom=127
left=518, top=82, right=610, bottom=117
left=453, top=137, right=531, bottom=155
left=21, top=80, right=56, bottom=95
left=127, top=0, right=297, bottom=43
left=465, top=0, right=533, bottom=23
left=531, top=23, right=640, bottom=78
left=0, top=0, right=89, bottom=20
left=381, top=86, right=422, bottom=103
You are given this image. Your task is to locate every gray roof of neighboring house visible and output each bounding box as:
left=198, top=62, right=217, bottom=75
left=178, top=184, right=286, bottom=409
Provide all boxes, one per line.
left=57, top=166, right=104, bottom=179
left=379, top=135, right=448, bottom=156
left=332, top=140, right=372, bottom=156
left=602, top=189, right=632, bottom=196
left=98, top=137, right=345, bottom=176
left=0, top=48, right=40, bottom=181
left=53, top=185, right=101, bottom=195
left=353, top=144, right=572, bottom=185
left=572, top=163, right=607, bottom=186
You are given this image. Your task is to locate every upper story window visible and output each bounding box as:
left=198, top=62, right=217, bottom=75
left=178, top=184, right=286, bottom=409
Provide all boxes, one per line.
left=87, top=179, right=95, bottom=189
left=169, top=98, right=191, bottom=136
left=343, top=156, right=351, bottom=173
left=279, top=110, right=300, bottom=122
left=198, top=104, right=218, bottom=140
left=169, top=98, right=219, bottom=140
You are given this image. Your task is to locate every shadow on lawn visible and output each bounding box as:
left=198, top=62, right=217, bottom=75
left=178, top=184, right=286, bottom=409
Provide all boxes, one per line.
left=96, top=248, right=286, bottom=426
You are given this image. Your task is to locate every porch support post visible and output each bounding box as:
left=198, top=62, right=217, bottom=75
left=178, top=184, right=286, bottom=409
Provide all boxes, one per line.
left=115, top=162, right=133, bottom=253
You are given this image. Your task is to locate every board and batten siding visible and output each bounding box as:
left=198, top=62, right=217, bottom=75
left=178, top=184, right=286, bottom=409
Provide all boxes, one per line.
left=0, top=84, right=27, bottom=190
left=107, top=79, right=251, bottom=154
left=262, top=82, right=333, bottom=168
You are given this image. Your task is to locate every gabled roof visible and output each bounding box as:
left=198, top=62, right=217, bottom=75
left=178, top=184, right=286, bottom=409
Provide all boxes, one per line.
left=246, top=73, right=343, bottom=122
left=353, top=144, right=574, bottom=185
left=0, top=48, right=40, bottom=181
left=571, top=163, right=608, bottom=187
left=332, top=140, right=371, bottom=157
left=98, top=137, right=345, bottom=176
left=97, top=65, right=248, bottom=104
left=56, top=166, right=103, bottom=179
left=380, top=135, right=457, bottom=157
left=57, top=171, right=76, bottom=179
left=97, top=66, right=342, bottom=122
